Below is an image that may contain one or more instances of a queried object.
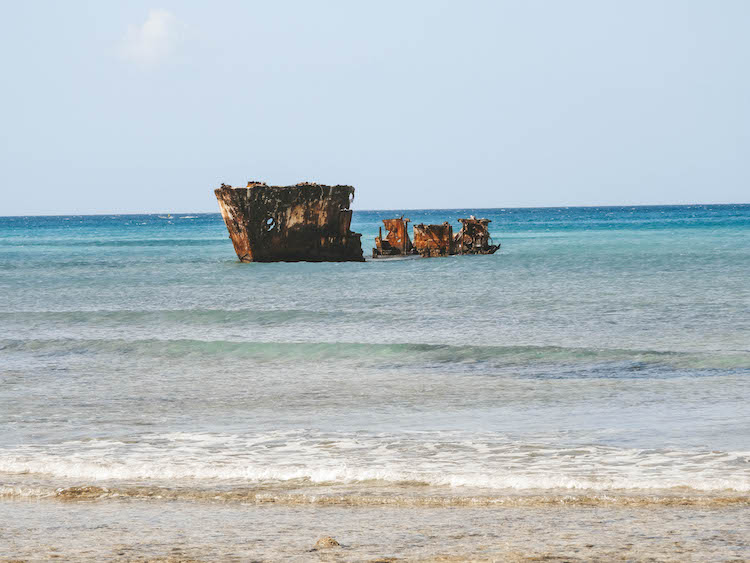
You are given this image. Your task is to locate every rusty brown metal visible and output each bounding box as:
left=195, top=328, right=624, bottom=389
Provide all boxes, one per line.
left=214, top=181, right=364, bottom=262
left=454, top=216, right=500, bottom=255
left=373, top=216, right=415, bottom=258
left=412, top=222, right=455, bottom=257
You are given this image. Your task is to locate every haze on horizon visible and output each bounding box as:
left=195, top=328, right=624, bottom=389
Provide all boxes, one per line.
left=1, top=1, right=748, bottom=216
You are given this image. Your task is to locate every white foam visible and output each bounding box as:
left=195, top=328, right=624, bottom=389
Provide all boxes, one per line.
left=1, top=432, right=748, bottom=493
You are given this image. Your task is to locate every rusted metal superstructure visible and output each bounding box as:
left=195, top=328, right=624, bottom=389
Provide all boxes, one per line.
left=413, top=222, right=455, bottom=257
left=215, top=181, right=364, bottom=262
left=410, top=216, right=499, bottom=257
left=373, top=217, right=415, bottom=258
left=454, top=216, right=500, bottom=255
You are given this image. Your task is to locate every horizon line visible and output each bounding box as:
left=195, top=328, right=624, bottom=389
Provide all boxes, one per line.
left=2, top=201, right=749, bottom=219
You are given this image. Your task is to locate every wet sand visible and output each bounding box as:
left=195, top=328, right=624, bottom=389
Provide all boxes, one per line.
left=1, top=499, right=748, bottom=561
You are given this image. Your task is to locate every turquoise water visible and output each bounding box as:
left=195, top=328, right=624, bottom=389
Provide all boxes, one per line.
left=0, top=205, right=748, bottom=502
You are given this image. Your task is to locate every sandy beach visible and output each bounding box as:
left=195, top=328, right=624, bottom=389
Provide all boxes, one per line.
left=2, top=498, right=749, bottom=561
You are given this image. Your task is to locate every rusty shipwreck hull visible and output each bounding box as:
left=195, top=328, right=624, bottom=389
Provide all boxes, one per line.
left=413, top=222, right=455, bottom=257
left=385, top=216, right=499, bottom=258
left=454, top=216, right=500, bottom=255
left=215, top=181, right=364, bottom=262
left=373, top=216, right=416, bottom=258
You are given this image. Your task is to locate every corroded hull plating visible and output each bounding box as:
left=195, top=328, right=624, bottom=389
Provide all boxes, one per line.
left=215, top=182, right=364, bottom=262
left=455, top=217, right=500, bottom=255
left=413, top=222, right=455, bottom=257
left=373, top=217, right=416, bottom=258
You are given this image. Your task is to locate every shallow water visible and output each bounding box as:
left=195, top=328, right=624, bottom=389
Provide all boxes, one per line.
left=1, top=205, right=749, bottom=559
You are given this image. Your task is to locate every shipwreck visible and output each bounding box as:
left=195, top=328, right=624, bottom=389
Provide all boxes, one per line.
left=214, top=179, right=499, bottom=262
left=215, top=181, right=364, bottom=262
left=454, top=216, right=500, bottom=255
left=372, top=216, right=416, bottom=258
left=413, top=222, right=455, bottom=257
left=378, top=216, right=499, bottom=258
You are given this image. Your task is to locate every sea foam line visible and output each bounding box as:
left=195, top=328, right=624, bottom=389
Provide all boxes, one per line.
left=1, top=457, right=748, bottom=493
left=1, top=484, right=748, bottom=508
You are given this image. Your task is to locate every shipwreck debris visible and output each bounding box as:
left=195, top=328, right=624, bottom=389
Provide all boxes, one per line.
left=454, top=216, right=500, bottom=255
left=373, top=216, right=416, bottom=258
left=215, top=181, right=364, bottom=262
left=412, top=222, right=455, bottom=257
left=393, top=216, right=500, bottom=258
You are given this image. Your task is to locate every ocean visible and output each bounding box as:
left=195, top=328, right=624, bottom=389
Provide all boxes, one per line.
left=1, top=205, right=748, bottom=560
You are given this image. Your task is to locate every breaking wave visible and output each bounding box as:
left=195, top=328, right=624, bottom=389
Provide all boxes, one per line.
left=2, top=433, right=748, bottom=495
left=1, top=337, right=748, bottom=370
left=2, top=459, right=747, bottom=492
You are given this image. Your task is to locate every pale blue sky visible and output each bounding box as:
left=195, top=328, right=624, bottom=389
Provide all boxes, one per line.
left=1, top=1, right=748, bottom=214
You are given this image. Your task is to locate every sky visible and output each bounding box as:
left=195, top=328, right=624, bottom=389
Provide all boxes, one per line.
left=1, top=1, right=748, bottom=215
